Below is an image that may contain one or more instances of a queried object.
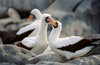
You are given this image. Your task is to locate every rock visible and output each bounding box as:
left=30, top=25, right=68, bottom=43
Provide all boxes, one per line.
left=26, top=64, right=35, bottom=65
left=85, top=44, right=100, bottom=57
left=43, top=0, right=98, bottom=36
left=4, top=22, right=20, bottom=31
left=0, top=62, right=16, bottom=65
left=20, top=47, right=36, bottom=58
left=0, top=18, right=13, bottom=28
left=0, top=18, right=21, bottom=29
left=75, top=0, right=100, bottom=15
left=62, top=20, right=91, bottom=37
left=43, top=0, right=100, bottom=35
left=26, top=55, right=100, bottom=65
left=75, top=0, right=100, bottom=33
left=0, top=28, right=18, bottom=44
left=43, top=0, right=92, bottom=37
left=67, top=55, right=100, bottom=65
left=34, top=61, right=74, bottom=65
left=0, top=0, right=55, bottom=11
left=3, top=19, right=31, bottom=31
left=0, top=37, right=3, bottom=44
left=0, top=44, right=35, bottom=65
left=26, top=52, right=63, bottom=64
left=0, top=20, right=32, bottom=44
left=84, top=34, right=100, bottom=39
left=91, top=13, right=100, bottom=33
left=0, top=6, right=8, bottom=18
left=8, top=8, right=21, bottom=23
left=43, top=0, right=82, bottom=20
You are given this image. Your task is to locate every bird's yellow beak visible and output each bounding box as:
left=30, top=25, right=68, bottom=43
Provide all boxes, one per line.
left=48, top=17, right=57, bottom=27
left=27, top=15, right=34, bottom=22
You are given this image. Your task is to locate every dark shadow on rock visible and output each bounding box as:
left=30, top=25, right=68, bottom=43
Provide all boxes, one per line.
left=0, top=28, right=18, bottom=44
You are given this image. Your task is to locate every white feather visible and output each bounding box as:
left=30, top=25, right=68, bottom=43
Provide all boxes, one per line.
left=22, top=37, right=36, bottom=48
left=54, top=36, right=83, bottom=48
left=16, top=9, right=42, bottom=36
left=49, top=21, right=94, bottom=59
left=20, top=14, right=51, bottom=55
left=16, top=20, right=40, bottom=35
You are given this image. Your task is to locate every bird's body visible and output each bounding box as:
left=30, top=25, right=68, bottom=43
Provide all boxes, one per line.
left=17, top=14, right=51, bottom=55
left=16, top=9, right=42, bottom=37
left=8, top=9, right=42, bottom=44
left=49, top=21, right=100, bottom=59
left=21, top=36, right=48, bottom=54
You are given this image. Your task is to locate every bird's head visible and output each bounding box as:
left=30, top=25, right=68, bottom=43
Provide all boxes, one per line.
left=42, top=13, right=52, bottom=23
left=27, top=9, right=41, bottom=22
left=48, top=17, right=59, bottom=28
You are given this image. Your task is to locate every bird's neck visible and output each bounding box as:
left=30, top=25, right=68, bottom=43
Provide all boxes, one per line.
left=49, top=26, right=61, bottom=44
left=36, top=14, right=41, bottom=20
left=37, top=21, right=48, bottom=41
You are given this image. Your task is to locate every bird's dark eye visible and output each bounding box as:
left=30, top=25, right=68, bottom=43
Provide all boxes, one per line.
left=32, top=14, right=36, bottom=18
left=46, top=17, right=49, bottom=19
left=30, top=14, right=36, bottom=19
left=45, top=17, right=49, bottom=23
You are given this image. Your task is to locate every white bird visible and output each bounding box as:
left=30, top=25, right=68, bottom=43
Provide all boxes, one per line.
left=17, top=14, right=52, bottom=55
left=9, top=9, right=42, bottom=43
left=48, top=19, right=100, bottom=60
left=17, top=9, right=42, bottom=37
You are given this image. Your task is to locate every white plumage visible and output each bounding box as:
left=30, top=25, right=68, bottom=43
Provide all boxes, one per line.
left=21, top=14, right=51, bottom=55
left=54, top=36, right=83, bottom=48
left=16, top=9, right=41, bottom=37
left=22, top=37, right=36, bottom=48
left=49, top=21, right=99, bottom=60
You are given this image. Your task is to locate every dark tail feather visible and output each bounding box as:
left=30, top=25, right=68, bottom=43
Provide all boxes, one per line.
left=91, top=38, right=100, bottom=42
left=91, top=39, right=100, bottom=46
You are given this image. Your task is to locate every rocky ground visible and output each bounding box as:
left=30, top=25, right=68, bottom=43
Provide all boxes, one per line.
left=0, top=42, right=100, bottom=65
left=0, top=0, right=100, bottom=65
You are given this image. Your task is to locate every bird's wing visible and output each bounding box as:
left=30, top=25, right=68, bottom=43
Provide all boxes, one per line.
left=16, top=22, right=38, bottom=35
left=54, top=36, right=83, bottom=48
left=22, top=37, right=36, bottom=48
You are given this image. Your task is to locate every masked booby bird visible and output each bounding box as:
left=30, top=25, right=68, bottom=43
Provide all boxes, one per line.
left=17, top=14, right=51, bottom=55
left=7, top=9, right=42, bottom=44
left=48, top=18, right=100, bottom=60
